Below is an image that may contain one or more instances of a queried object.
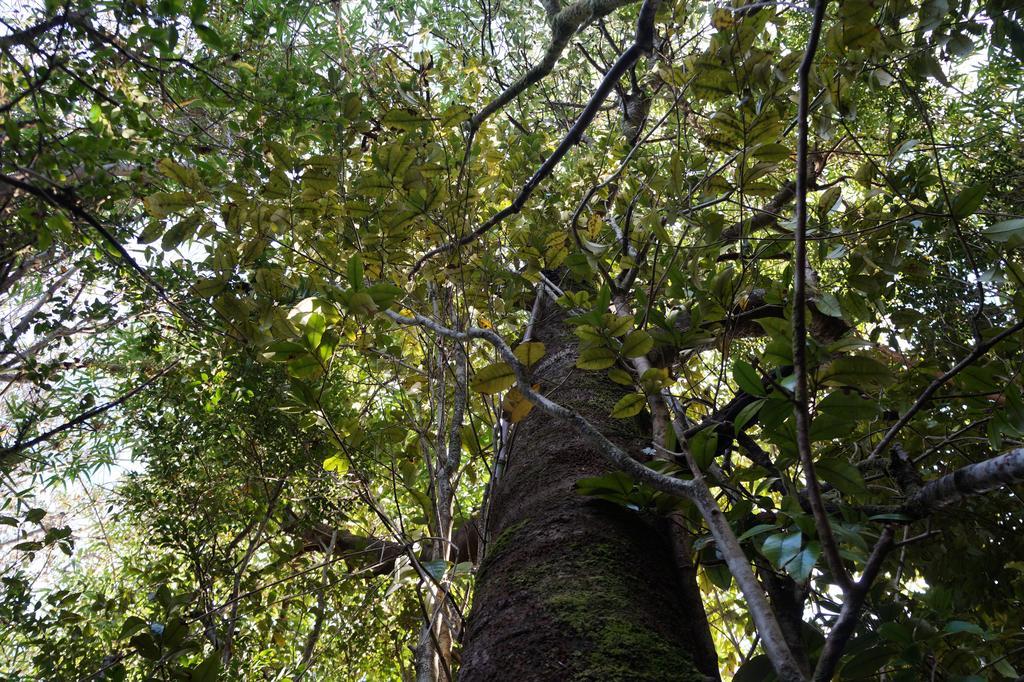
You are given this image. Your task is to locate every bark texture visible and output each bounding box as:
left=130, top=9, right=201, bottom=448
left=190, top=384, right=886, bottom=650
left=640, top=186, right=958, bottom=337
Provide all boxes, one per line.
left=459, top=297, right=716, bottom=681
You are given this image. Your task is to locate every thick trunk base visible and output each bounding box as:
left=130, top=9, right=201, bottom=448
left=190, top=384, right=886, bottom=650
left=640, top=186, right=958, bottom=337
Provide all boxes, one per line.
left=459, top=301, right=716, bottom=681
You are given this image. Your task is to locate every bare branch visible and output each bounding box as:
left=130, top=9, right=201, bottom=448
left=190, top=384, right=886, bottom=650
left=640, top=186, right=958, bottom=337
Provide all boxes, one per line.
left=905, top=448, right=1024, bottom=516
left=791, top=0, right=848, bottom=594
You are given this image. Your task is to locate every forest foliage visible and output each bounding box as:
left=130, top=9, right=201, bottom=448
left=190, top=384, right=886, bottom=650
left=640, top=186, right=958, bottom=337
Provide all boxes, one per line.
left=2, top=0, right=1024, bottom=678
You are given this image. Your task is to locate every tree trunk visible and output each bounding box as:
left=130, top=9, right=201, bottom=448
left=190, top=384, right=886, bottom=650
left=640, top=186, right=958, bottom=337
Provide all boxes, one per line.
left=459, top=296, right=719, bottom=681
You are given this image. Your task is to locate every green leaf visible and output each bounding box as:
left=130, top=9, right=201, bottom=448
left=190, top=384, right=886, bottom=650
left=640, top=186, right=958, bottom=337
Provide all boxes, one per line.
left=607, top=368, right=634, bottom=385
left=983, top=218, right=1024, bottom=243
left=753, top=143, right=790, bottom=163
left=347, top=291, right=378, bottom=315
left=119, top=616, right=148, bottom=639
left=761, top=531, right=802, bottom=569
left=156, top=158, right=201, bottom=190
left=817, top=390, right=877, bottom=420
left=732, top=360, right=765, bottom=396
left=471, top=362, right=516, bottom=394
left=814, top=457, right=866, bottom=496
left=819, top=356, right=894, bottom=390
left=687, top=427, right=718, bottom=469
left=513, top=342, right=546, bottom=367
left=347, top=254, right=364, bottom=289
left=737, top=523, right=779, bottom=543
left=366, top=282, right=403, bottom=309
left=994, top=658, right=1019, bottom=679
left=382, top=109, right=426, bottom=131
left=576, top=348, right=617, bottom=370
left=950, top=182, right=988, bottom=218
left=438, top=104, right=472, bottom=127
left=620, top=330, right=653, bottom=358
left=610, top=393, right=646, bottom=419
left=878, top=622, right=914, bottom=645
left=705, top=563, right=732, bottom=590
left=943, top=620, right=985, bottom=637
left=190, top=650, right=221, bottom=682
left=734, top=399, right=765, bottom=431
left=143, top=192, right=193, bottom=218
left=785, top=542, right=820, bottom=582
left=195, top=23, right=226, bottom=51
left=304, top=312, right=326, bottom=349
left=815, top=293, right=843, bottom=318
left=604, top=314, right=634, bottom=337
left=734, top=655, right=775, bottom=682
left=188, top=0, right=208, bottom=21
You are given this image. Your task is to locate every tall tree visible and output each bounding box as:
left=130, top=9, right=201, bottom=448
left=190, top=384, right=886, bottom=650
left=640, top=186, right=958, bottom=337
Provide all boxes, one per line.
left=2, top=0, right=1024, bottom=680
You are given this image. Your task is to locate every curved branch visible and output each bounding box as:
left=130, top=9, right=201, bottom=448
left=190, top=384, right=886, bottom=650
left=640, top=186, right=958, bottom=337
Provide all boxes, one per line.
left=408, top=0, right=660, bottom=278
left=470, top=0, right=643, bottom=131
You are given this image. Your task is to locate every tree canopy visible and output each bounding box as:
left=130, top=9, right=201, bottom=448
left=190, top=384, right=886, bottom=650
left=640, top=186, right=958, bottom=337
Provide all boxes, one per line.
left=2, top=0, right=1024, bottom=679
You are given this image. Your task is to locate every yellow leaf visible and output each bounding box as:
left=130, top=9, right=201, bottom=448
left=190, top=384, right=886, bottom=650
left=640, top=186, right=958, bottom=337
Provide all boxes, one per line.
left=608, top=368, right=634, bottom=386
left=577, top=348, right=616, bottom=370
left=603, top=314, right=634, bottom=337
left=323, top=455, right=349, bottom=474
left=471, top=362, right=516, bottom=394
left=513, top=342, right=546, bottom=367
left=501, top=386, right=537, bottom=423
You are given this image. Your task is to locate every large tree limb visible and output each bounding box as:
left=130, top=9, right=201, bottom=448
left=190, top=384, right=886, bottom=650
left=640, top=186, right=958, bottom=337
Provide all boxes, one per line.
left=904, top=448, right=1024, bottom=517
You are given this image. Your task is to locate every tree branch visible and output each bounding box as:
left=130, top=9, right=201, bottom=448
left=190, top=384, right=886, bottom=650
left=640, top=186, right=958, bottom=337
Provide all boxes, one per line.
left=905, top=448, right=1024, bottom=517
left=0, top=361, right=179, bottom=461
left=408, top=0, right=660, bottom=278
left=470, top=0, right=643, bottom=130
left=791, top=0, right=849, bottom=593
left=866, top=318, right=1024, bottom=461
left=812, top=526, right=895, bottom=681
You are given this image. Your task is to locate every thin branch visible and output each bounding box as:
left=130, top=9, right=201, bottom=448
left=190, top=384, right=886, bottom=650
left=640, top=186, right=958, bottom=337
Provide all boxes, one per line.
left=470, top=0, right=643, bottom=130
left=866, top=318, right=1024, bottom=461
left=0, top=361, right=179, bottom=461
left=0, top=172, right=199, bottom=326
left=408, top=0, right=660, bottom=278
left=0, top=11, right=82, bottom=50
left=791, top=0, right=849, bottom=593
left=812, top=526, right=895, bottom=681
